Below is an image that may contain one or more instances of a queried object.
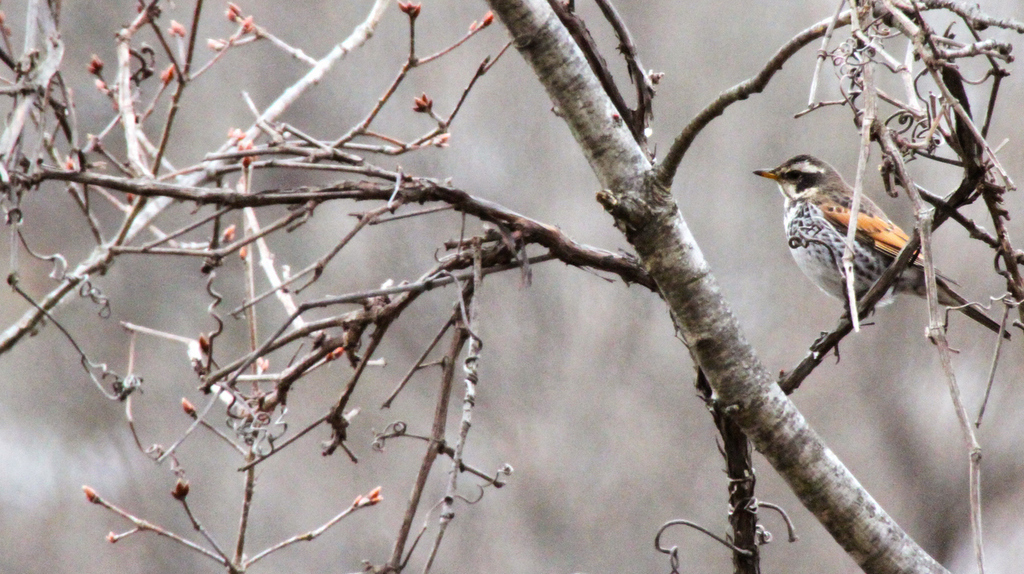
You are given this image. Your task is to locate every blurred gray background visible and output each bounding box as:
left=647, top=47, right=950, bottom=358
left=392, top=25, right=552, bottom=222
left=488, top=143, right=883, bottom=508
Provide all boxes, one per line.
left=1, top=1, right=1022, bottom=573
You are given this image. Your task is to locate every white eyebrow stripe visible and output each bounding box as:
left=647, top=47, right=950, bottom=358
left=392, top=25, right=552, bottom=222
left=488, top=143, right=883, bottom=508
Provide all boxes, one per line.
left=788, top=161, right=825, bottom=174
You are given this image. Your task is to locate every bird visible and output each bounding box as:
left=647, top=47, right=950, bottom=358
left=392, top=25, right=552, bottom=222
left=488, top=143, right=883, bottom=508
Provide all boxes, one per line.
left=753, top=154, right=1008, bottom=338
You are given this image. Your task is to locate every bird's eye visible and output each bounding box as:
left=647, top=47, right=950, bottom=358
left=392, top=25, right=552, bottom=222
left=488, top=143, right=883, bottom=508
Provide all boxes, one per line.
left=781, top=171, right=800, bottom=181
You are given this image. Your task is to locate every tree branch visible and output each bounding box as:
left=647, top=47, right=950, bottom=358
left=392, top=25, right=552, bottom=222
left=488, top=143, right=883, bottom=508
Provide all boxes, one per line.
left=655, top=11, right=852, bottom=188
left=486, top=1, right=949, bottom=571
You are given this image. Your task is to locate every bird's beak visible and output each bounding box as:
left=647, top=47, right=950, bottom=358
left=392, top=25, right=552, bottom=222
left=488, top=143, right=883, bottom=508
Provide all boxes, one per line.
left=753, top=169, right=778, bottom=180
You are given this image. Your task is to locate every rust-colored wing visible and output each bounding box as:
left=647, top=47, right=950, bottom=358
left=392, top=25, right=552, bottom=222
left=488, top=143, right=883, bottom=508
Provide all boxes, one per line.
left=818, top=202, right=910, bottom=258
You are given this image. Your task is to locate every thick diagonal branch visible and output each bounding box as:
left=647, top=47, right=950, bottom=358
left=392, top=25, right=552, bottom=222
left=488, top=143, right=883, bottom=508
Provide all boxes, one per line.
left=485, top=1, right=948, bottom=572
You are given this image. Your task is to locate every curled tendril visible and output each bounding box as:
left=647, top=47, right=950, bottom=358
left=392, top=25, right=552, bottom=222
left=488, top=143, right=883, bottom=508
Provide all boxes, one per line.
left=787, top=218, right=836, bottom=252
left=16, top=230, right=67, bottom=280
left=111, top=373, right=143, bottom=400
left=204, top=272, right=224, bottom=373
left=788, top=235, right=810, bottom=250
left=77, top=277, right=111, bottom=318
left=228, top=404, right=288, bottom=455
left=867, top=22, right=899, bottom=40
left=5, top=206, right=23, bottom=225
left=129, top=45, right=156, bottom=84
left=85, top=357, right=124, bottom=400
left=372, top=420, right=408, bottom=451
left=912, top=67, right=932, bottom=104
left=830, top=41, right=872, bottom=105
left=911, top=124, right=944, bottom=153
left=654, top=518, right=754, bottom=572
left=885, top=110, right=920, bottom=135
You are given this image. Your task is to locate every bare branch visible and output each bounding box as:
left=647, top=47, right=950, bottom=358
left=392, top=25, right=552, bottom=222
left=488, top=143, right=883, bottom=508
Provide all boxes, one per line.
left=656, top=11, right=852, bottom=187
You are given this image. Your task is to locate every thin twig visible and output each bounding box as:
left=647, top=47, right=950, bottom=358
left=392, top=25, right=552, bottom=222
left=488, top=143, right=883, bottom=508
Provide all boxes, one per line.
left=387, top=328, right=469, bottom=571
left=178, top=495, right=236, bottom=570
left=880, top=130, right=985, bottom=574
left=657, top=11, right=853, bottom=187
left=422, top=242, right=484, bottom=574
left=236, top=414, right=329, bottom=472
left=842, top=34, right=876, bottom=333
left=654, top=519, right=754, bottom=557
left=83, top=488, right=230, bottom=566
left=382, top=315, right=456, bottom=408
left=235, top=448, right=256, bottom=565
left=243, top=489, right=381, bottom=568
left=975, top=299, right=1013, bottom=427
left=808, top=0, right=848, bottom=107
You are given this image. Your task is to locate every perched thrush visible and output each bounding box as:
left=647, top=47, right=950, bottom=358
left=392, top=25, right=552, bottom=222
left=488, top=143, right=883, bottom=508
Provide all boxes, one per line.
left=754, top=154, right=1007, bottom=337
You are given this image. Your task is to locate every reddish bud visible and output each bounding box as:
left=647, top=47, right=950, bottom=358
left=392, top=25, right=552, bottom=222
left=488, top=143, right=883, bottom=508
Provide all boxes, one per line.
left=328, top=347, right=345, bottom=361
left=256, top=357, right=269, bottom=374
left=221, top=224, right=237, bottom=242
left=181, top=397, right=196, bottom=416
left=94, top=78, right=109, bottom=94
left=398, top=2, right=421, bottom=19
left=239, top=246, right=248, bottom=259
left=227, top=128, right=246, bottom=141
left=433, top=133, right=450, bottom=148
left=106, top=532, right=117, bottom=543
left=355, top=486, right=383, bottom=507
left=87, top=54, right=104, bottom=75
left=83, top=485, right=99, bottom=503
left=412, top=93, right=432, bottom=113
left=241, top=16, right=255, bottom=34
left=168, top=20, right=187, bottom=37
left=160, top=64, right=175, bottom=85
left=368, top=486, right=383, bottom=504
left=226, top=2, right=243, bottom=21
left=481, top=11, right=494, bottom=28
left=64, top=157, right=76, bottom=170
left=198, top=334, right=211, bottom=355
left=238, top=140, right=254, bottom=167
left=126, top=193, right=136, bottom=203
left=171, top=479, right=190, bottom=500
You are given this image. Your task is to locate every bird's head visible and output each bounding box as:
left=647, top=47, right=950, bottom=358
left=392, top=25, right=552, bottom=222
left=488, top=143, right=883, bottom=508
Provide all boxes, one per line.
left=754, top=155, right=847, bottom=202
